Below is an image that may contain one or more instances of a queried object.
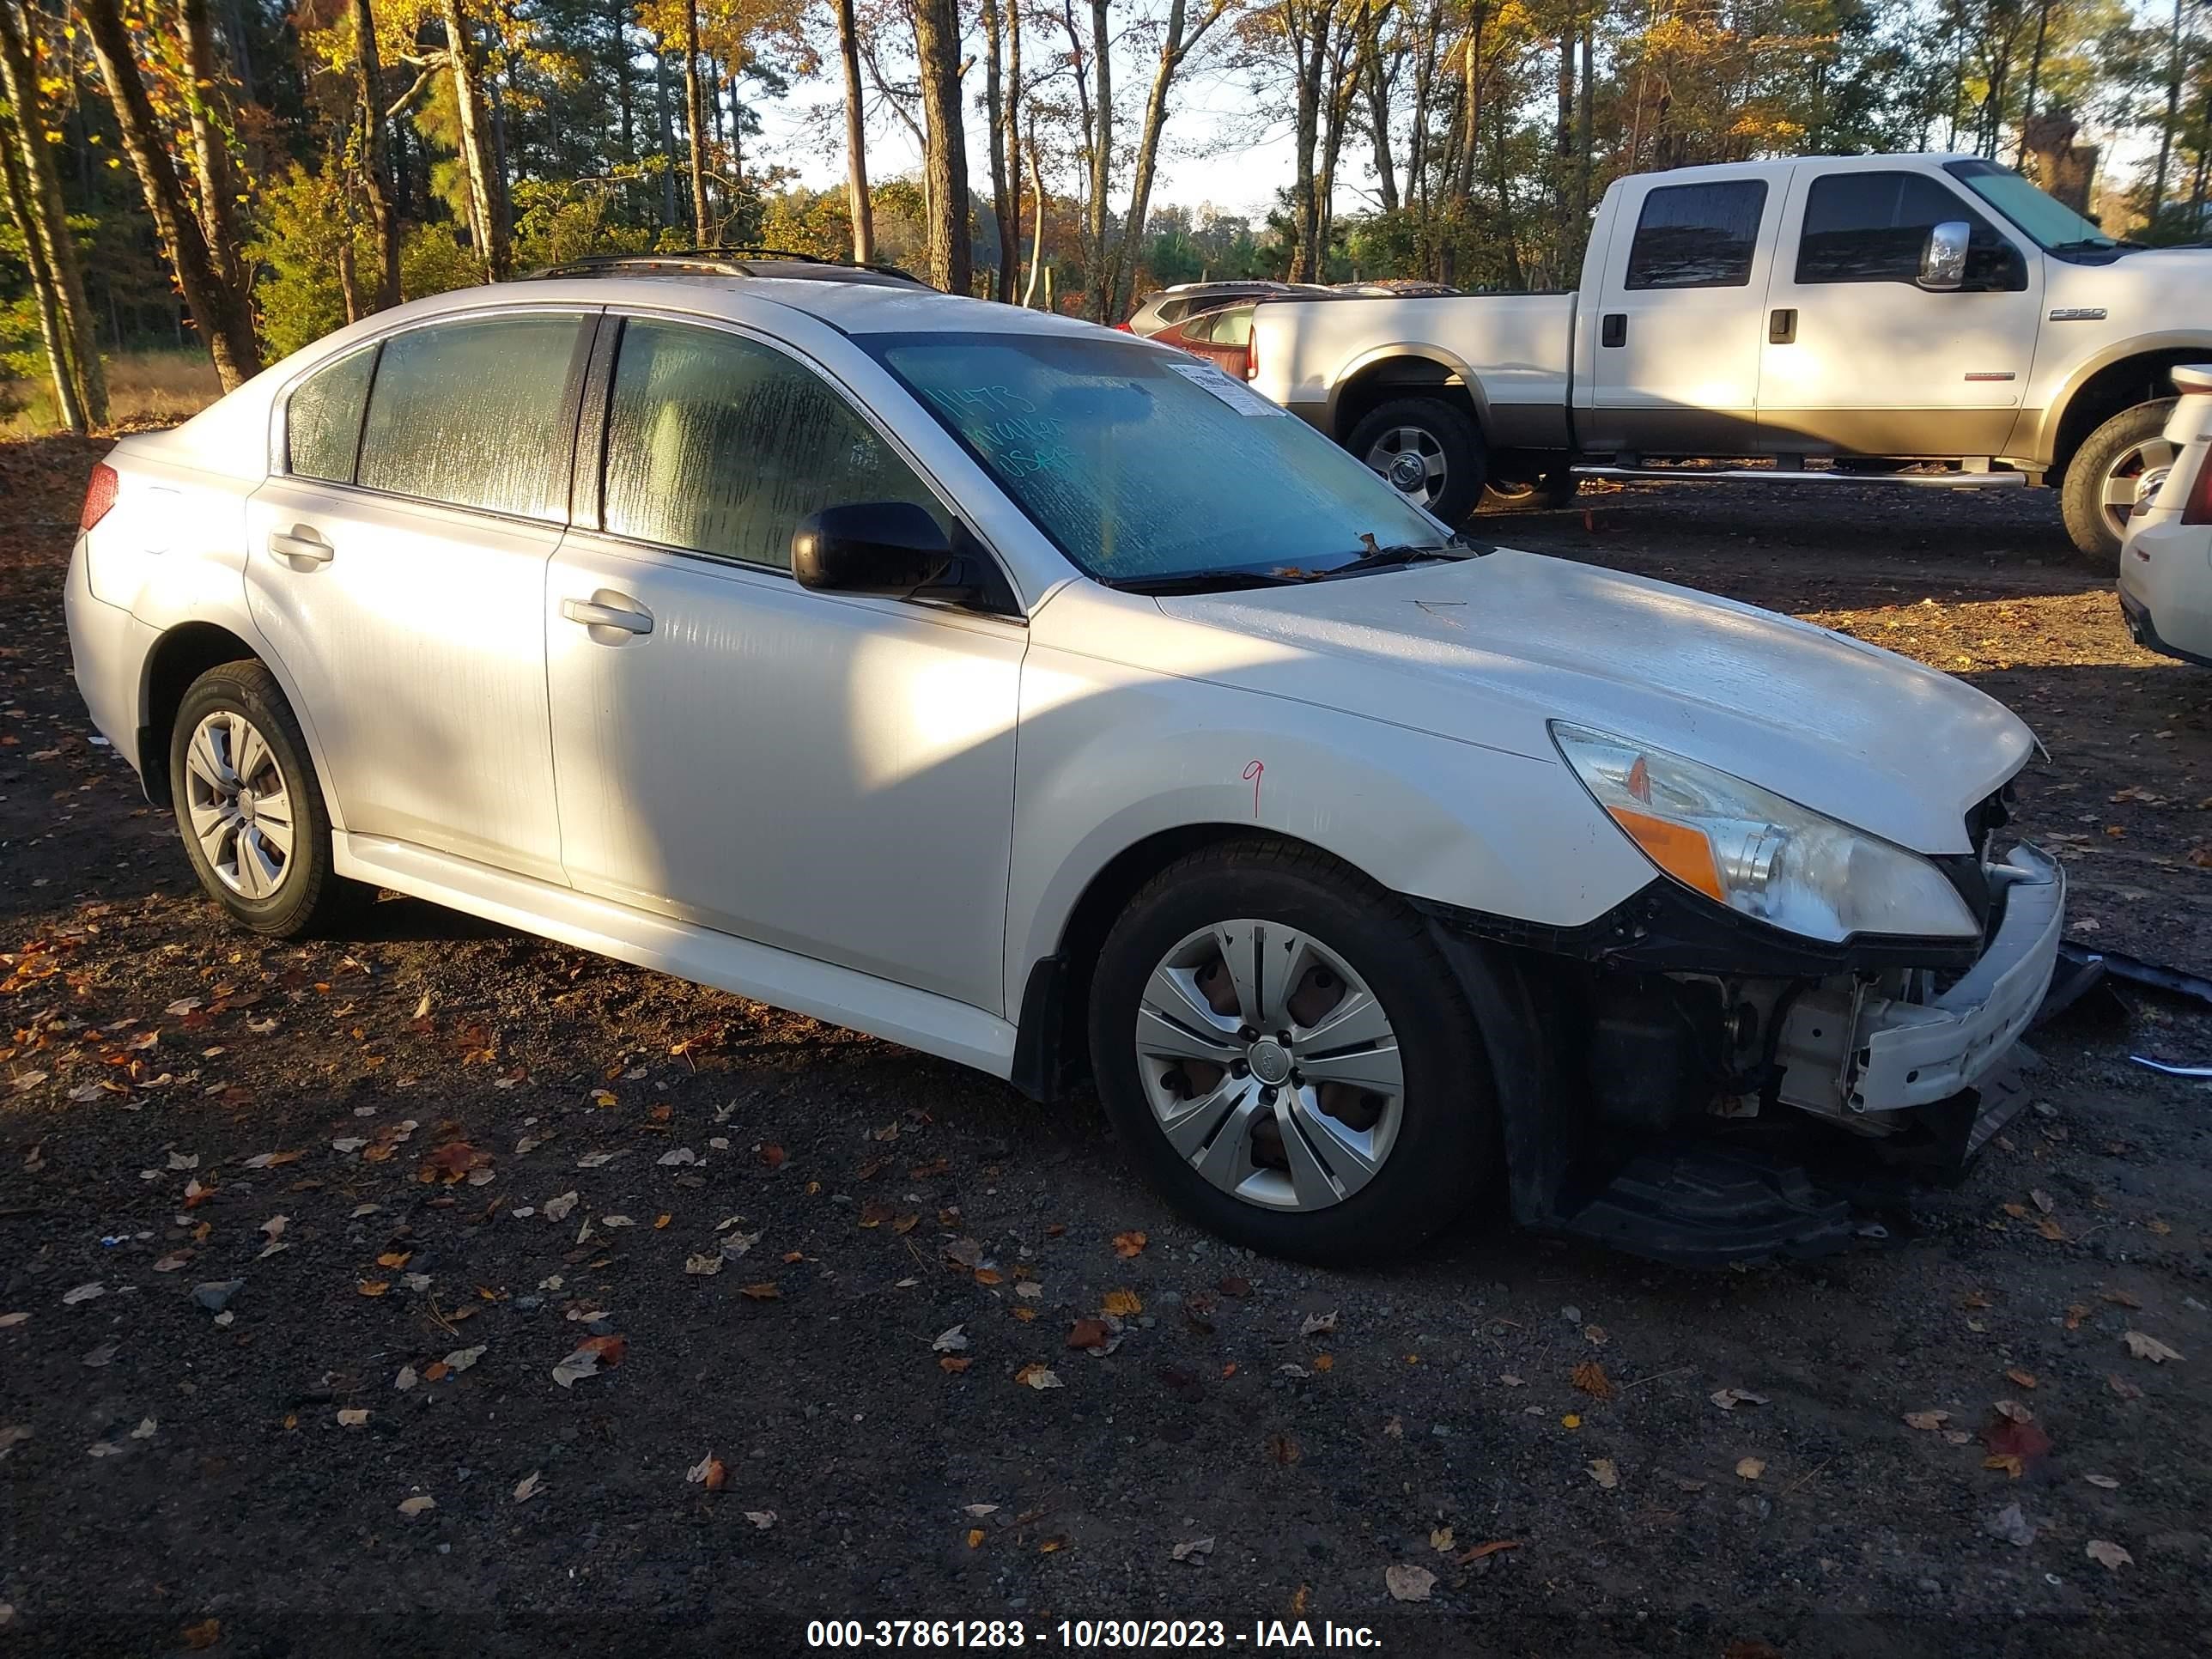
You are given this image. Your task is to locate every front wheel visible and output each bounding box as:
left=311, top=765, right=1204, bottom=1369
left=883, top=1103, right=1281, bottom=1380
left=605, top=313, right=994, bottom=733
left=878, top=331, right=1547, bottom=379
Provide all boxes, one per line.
left=2061, top=399, right=2178, bottom=573
left=1346, top=397, right=1487, bottom=526
left=1087, top=841, right=1496, bottom=1266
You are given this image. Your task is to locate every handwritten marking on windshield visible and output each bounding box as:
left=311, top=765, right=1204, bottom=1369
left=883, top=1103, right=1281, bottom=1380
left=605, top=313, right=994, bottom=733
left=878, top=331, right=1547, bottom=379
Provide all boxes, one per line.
left=1243, top=760, right=1265, bottom=818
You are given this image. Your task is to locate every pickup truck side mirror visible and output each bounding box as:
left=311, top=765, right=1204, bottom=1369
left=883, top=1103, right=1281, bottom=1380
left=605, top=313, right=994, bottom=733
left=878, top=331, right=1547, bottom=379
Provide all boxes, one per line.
left=1917, top=221, right=1972, bottom=291
left=791, top=500, right=1016, bottom=613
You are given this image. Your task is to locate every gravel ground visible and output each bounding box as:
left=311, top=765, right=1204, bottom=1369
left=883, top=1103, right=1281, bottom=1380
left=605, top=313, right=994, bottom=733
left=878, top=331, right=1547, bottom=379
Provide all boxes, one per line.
left=3, top=441, right=2210, bottom=1657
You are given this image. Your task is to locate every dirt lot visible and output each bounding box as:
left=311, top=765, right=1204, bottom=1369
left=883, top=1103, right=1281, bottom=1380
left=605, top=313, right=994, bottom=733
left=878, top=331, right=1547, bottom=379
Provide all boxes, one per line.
left=3, top=440, right=2210, bottom=1657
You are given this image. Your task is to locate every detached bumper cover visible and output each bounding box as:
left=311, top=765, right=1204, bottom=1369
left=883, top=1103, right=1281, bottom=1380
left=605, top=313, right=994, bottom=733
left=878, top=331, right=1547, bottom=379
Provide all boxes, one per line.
left=1778, top=844, right=2064, bottom=1116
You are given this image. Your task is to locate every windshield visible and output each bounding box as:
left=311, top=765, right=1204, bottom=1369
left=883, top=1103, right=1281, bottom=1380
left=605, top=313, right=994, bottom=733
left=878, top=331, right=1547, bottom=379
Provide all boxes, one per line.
left=1945, top=159, right=2118, bottom=252
left=860, top=331, right=1448, bottom=584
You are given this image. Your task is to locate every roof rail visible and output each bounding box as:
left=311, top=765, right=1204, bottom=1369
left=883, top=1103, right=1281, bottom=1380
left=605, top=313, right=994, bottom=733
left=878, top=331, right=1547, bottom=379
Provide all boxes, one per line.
left=523, top=247, right=928, bottom=287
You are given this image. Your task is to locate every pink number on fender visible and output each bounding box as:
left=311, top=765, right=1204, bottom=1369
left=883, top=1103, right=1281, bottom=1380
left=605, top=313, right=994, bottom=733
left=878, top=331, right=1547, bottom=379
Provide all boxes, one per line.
left=1243, top=760, right=1264, bottom=817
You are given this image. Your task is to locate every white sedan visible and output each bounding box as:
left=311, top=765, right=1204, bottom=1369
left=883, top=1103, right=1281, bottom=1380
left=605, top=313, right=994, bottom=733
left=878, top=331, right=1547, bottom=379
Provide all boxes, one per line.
left=2118, top=364, right=2212, bottom=667
left=64, top=256, right=2063, bottom=1267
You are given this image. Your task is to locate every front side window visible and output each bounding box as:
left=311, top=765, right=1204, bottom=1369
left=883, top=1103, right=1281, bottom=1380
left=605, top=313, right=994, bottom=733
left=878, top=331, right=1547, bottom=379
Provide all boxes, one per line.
left=356, top=313, right=586, bottom=519
left=1624, top=181, right=1768, bottom=289
left=864, top=331, right=1446, bottom=583
left=286, top=347, right=376, bottom=483
left=600, top=318, right=942, bottom=570
left=1796, top=172, right=2022, bottom=289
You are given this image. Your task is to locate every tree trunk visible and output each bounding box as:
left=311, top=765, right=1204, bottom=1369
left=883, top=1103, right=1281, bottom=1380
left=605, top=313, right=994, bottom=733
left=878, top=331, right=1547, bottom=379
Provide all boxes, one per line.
left=911, top=0, right=971, bottom=293
left=1553, top=21, right=1573, bottom=261
left=178, top=0, right=246, bottom=295
left=981, top=0, right=1014, bottom=300
left=683, top=0, right=711, bottom=240
left=441, top=0, right=509, bottom=277
left=1287, top=0, right=1329, bottom=281
left=1575, top=15, right=1592, bottom=229
left=1360, top=0, right=1397, bottom=216
left=612, top=0, right=635, bottom=161
left=2149, top=0, right=2185, bottom=220
left=79, top=0, right=260, bottom=387
left=832, top=0, right=874, bottom=263
left=1086, top=0, right=1112, bottom=319
left=1105, top=0, right=1225, bottom=318
left=1003, top=0, right=1023, bottom=299
left=0, top=102, right=83, bottom=433
left=351, top=0, right=400, bottom=310
left=654, top=44, right=680, bottom=228
left=1022, top=129, right=1046, bottom=307
left=0, top=0, right=105, bottom=422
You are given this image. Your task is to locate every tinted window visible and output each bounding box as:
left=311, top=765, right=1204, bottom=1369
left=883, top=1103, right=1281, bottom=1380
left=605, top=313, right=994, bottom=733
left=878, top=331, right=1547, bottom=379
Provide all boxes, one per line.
left=1796, top=172, right=2021, bottom=287
left=1207, top=310, right=1255, bottom=347
left=356, top=314, right=586, bottom=518
left=286, top=347, right=375, bottom=483
left=601, top=319, right=941, bottom=570
left=1625, top=181, right=1768, bottom=289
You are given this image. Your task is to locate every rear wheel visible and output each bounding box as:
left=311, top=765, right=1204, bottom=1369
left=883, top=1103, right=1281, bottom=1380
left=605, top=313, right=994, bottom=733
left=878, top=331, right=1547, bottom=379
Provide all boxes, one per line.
left=2061, top=398, right=2178, bottom=573
left=1346, top=397, right=1486, bottom=526
left=1087, top=841, right=1496, bottom=1266
left=167, top=661, right=367, bottom=938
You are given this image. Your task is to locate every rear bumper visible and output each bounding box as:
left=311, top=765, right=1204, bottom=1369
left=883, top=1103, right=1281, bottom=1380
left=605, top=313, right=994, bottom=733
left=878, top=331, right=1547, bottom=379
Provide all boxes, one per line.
left=1776, top=844, right=2063, bottom=1117
left=2118, top=578, right=2212, bottom=670
left=63, top=535, right=146, bottom=779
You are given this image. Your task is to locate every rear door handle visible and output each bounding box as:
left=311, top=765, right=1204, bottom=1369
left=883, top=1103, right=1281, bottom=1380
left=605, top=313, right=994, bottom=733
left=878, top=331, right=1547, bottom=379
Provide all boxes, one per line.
left=1600, top=313, right=1627, bottom=348
left=562, top=595, right=653, bottom=636
left=1769, top=307, right=1798, bottom=344
left=268, top=526, right=332, bottom=564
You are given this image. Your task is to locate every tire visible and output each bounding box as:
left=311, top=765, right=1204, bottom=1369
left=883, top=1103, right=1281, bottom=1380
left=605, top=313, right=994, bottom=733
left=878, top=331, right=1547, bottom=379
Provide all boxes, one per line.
left=2061, top=398, right=2179, bottom=574
left=1481, top=468, right=1578, bottom=513
left=1087, top=839, right=1497, bottom=1267
left=1346, top=397, right=1487, bottom=526
left=167, top=660, right=367, bottom=939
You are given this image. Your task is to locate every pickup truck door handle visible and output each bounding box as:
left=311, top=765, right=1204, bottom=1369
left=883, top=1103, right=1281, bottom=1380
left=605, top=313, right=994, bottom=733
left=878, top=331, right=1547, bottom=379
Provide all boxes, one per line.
left=268, top=525, right=333, bottom=564
left=1600, top=313, right=1627, bottom=348
left=1769, top=308, right=1798, bottom=344
left=561, top=595, right=654, bottom=636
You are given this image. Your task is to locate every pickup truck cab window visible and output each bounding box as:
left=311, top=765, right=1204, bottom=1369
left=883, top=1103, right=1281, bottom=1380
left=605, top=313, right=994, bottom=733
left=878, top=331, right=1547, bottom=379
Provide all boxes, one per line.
left=601, top=317, right=945, bottom=570
left=1796, top=171, right=2023, bottom=290
left=1623, top=180, right=1767, bottom=289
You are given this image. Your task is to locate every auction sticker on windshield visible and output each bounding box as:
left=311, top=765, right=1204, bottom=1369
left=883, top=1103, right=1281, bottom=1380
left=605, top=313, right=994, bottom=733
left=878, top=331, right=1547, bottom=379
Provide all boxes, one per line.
left=1165, top=360, right=1285, bottom=417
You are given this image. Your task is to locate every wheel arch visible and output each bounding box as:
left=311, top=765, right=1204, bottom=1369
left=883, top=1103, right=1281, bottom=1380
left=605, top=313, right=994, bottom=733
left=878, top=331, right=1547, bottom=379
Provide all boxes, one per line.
left=136, top=619, right=343, bottom=829
left=2040, top=337, right=2212, bottom=477
left=1328, top=348, right=1490, bottom=446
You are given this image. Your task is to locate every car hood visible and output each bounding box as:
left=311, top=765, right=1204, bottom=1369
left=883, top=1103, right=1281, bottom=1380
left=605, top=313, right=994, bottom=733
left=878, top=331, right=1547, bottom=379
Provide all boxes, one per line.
left=2044, top=246, right=2212, bottom=328
left=1153, top=550, right=2034, bottom=855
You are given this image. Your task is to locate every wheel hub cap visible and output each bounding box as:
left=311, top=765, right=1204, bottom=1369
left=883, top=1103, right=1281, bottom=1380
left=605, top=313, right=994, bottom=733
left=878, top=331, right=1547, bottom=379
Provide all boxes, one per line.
left=1133, top=920, right=1406, bottom=1213
left=181, top=710, right=295, bottom=902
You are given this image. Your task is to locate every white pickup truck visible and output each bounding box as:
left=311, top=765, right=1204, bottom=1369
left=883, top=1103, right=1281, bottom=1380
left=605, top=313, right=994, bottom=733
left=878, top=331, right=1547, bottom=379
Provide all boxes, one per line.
left=1247, top=152, right=2212, bottom=568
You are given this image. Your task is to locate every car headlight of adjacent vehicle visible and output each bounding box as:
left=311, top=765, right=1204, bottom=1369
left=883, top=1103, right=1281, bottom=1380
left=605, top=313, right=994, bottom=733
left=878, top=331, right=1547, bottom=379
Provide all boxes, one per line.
left=1550, top=722, right=1979, bottom=943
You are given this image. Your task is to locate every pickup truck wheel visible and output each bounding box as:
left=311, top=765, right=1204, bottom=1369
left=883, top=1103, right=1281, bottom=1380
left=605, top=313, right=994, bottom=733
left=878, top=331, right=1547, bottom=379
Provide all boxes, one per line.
left=1088, top=840, right=1496, bottom=1267
left=2062, top=399, right=2179, bottom=572
left=167, top=661, right=368, bottom=939
left=1482, top=469, right=1577, bottom=512
left=1347, top=398, right=1486, bottom=525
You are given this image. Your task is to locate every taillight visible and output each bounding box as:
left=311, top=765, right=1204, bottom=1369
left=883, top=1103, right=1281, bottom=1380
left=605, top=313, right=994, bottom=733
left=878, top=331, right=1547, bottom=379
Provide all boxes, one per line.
left=2185, top=450, right=2212, bottom=526
left=80, top=462, right=118, bottom=532
left=1244, top=327, right=1261, bottom=382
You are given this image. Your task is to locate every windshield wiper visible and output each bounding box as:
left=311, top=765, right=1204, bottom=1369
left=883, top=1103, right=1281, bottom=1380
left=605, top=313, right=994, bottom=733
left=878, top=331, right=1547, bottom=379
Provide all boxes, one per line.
left=2046, top=237, right=2125, bottom=253
left=1316, top=541, right=1470, bottom=579
left=1105, top=568, right=1306, bottom=595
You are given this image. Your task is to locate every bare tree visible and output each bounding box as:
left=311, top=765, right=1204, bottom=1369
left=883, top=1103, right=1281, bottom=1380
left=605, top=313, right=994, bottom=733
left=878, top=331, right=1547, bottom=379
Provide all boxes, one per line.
left=1103, top=0, right=1236, bottom=318
left=833, top=0, right=875, bottom=261
left=911, top=0, right=972, bottom=291
left=981, top=0, right=1015, bottom=298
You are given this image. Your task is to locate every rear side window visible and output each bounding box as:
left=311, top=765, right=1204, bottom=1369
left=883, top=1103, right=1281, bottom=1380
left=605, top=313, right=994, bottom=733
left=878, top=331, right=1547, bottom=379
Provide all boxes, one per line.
left=286, top=348, right=375, bottom=483
left=599, top=318, right=941, bottom=570
left=356, top=314, right=586, bottom=519
left=1796, top=171, right=2021, bottom=288
left=1625, top=181, right=1768, bottom=289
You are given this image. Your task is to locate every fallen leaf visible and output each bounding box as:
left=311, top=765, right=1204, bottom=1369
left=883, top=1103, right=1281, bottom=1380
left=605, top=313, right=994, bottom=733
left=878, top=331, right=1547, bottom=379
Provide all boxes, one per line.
left=1984, top=1411, right=2052, bottom=1471
left=2107, top=1372, right=2144, bottom=1400
left=932, top=1324, right=969, bottom=1353
left=1299, top=1310, right=1338, bottom=1337
left=2006, top=1369, right=2038, bottom=1389
left=2085, top=1539, right=2133, bottom=1572
left=2084, top=1473, right=2120, bottom=1489
left=1903, top=1410, right=1952, bottom=1431
left=939, top=1356, right=971, bottom=1373
left=1571, top=1360, right=1614, bottom=1401
left=542, top=1192, right=579, bottom=1222
left=1172, top=1536, right=1215, bottom=1563
left=1587, top=1457, right=1620, bottom=1489
left=687, top=1454, right=728, bottom=1491
left=356, top=1280, right=389, bottom=1298
left=1429, top=1527, right=1455, bottom=1553
left=61, top=1282, right=105, bottom=1305
left=966, top=1528, right=986, bottom=1549
left=397, top=1495, right=436, bottom=1516
left=739, top=1282, right=780, bottom=1300
left=375, top=1251, right=411, bottom=1269
left=684, top=1252, right=722, bottom=1276
left=442, top=1345, right=485, bottom=1373
left=1456, top=1539, right=1521, bottom=1564
left=1102, top=1290, right=1143, bottom=1318
left=1711, top=1387, right=1769, bottom=1411
left=0, top=1313, right=26, bottom=1328
left=552, top=1334, right=627, bottom=1388
left=1112, top=1231, right=1147, bottom=1258
left=182, top=1617, right=222, bottom=1650
left=744, top=1510, right=776, bottom=1529
left=1067, top=1317, right=1113, bottom=1351
left=336, top=1409, right=368, bottom=1428
left=1986, top=1500, right=2038, bottom=1547
left=1265, top=1431, right=1300, bottom=1465
left=1014, top=1363, right=1063, bottom=1390
left=1994, top=1398, right=2035, bottom=1424
left=1383, top=1563, right=1435, bottom=1602
left=1735, top=1457, right=1765, bottom=1480
left=2123, top=1329, right=2183, bottom=1364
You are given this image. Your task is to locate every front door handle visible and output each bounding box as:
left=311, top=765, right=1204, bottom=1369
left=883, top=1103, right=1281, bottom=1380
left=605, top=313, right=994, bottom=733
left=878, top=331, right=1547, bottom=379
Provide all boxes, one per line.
left=268, top=526, right=332, bottom=564
left=562, top=595, right=653, bottom=636
left=1769, top=307, right=1798, bottom=344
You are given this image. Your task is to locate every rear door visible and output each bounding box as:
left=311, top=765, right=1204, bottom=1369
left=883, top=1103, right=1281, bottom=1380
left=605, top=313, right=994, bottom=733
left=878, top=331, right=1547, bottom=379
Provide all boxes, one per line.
left=1757, top=164, right=2042, bottom=459
left=243, top=309, right=593, bottom=884
left=1584, top=171, right=1784, bottom=455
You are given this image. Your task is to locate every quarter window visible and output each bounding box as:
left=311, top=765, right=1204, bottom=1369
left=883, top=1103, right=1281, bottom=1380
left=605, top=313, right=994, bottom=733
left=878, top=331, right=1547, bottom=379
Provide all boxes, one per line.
left=355, top=314, right=587, bottom=519
left=285, top=347, right=375, bottom=483
left=600, top=319, right=941, bottom=570
left=1796, top=172, right=2022, bottom=288
left=1624, top=181, right=1768, bottom=289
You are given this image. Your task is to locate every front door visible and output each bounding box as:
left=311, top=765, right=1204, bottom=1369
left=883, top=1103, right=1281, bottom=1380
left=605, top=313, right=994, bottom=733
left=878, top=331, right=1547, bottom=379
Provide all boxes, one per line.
left=1757, top=166, right=2044, bottom=459
left=544, top=314, right=1024, bottom=1012
left=242, top=310, right=595, bottom=884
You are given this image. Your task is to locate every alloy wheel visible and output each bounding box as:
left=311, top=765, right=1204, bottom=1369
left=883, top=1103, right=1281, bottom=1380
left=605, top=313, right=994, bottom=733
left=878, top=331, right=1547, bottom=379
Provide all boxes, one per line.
left=2099, top=434, right=2179, bottom=540
left=182, top=710, right=295, bottom=901
left=1133, top=919, right=1405, bottom=1212
left=1364, top=425, right=1447, bottom=509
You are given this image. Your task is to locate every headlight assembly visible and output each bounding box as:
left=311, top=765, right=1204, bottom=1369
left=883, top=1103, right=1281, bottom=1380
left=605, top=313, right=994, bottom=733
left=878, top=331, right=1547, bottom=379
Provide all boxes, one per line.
left=1551, top=722, right=1979, bottom=943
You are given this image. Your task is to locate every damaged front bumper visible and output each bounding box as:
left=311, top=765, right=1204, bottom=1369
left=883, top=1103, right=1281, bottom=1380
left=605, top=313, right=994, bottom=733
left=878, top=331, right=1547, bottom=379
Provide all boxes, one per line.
left=1774, top=843, right=2064, bottom=1121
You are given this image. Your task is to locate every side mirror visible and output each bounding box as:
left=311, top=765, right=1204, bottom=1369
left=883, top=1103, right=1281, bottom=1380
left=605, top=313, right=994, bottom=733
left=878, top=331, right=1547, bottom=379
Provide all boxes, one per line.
left=791, top=501, right=1010, bottom=611
left=1918, top=221, right=1972, bottom=291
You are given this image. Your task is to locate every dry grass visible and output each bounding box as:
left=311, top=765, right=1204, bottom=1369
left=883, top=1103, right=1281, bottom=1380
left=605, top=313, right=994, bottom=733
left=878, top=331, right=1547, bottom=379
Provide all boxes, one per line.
left=2, top=348, right=222, bottom=436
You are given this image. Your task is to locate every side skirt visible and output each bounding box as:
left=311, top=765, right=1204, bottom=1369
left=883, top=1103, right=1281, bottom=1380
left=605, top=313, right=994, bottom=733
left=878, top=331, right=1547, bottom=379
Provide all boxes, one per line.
left=333, top=833, right=1019, bottom=1080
